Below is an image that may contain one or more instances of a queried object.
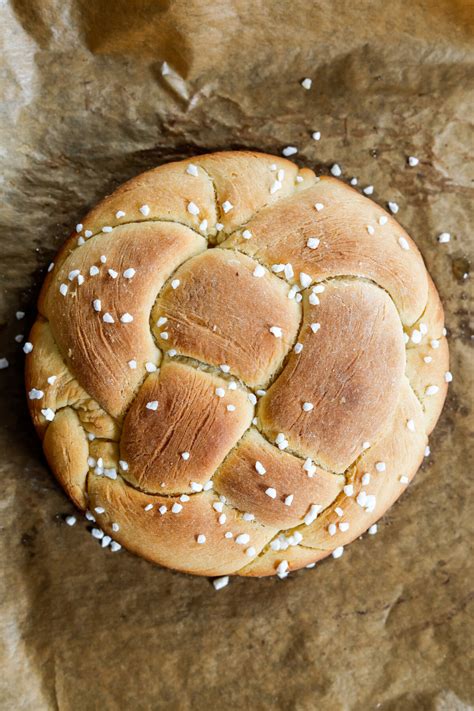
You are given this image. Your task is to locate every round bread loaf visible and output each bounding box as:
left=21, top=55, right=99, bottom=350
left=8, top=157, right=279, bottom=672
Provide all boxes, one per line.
left=25, top=151, right=449, bottom=578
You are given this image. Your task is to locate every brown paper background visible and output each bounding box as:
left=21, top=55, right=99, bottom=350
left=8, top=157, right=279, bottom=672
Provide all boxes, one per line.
left=0, top=1, right=473, bottom=709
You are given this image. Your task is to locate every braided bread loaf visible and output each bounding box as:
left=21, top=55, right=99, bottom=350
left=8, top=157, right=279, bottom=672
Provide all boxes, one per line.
left=25, top=151, right=449, bottom=578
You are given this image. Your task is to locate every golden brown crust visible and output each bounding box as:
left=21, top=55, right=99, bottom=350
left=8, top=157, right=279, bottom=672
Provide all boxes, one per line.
left=239, top=379, right=428, bottom=577
left=240, top=546, right=329, bottom=578
left=25, top=151, right=449, bottom=579
left=404, top=274, right=449, bottom=434
left=406, top=337, right=449, bottom=434
left=37, top=158, right=217, bottom=314
left=43, top=408, right=89, bottom=510
left=120, top=362, right=254, bottom=494
left=43, top=222, right=206, bottom=417
left=295, top=379, right=427, bottom=552
left=89, top=440, right=119, bottom=467
left=25, top=319, right=119, bottom=440
left=222, top=177, right=428, bottom=325
left=194, top=151, right=310, bottom=233
left=151, top=249, right=301, bottom=388
left=214, top=429, right=344, bottom=529
left=87, top=477, right=277, bottom=576
left=258, top=279, right=406, bottom=472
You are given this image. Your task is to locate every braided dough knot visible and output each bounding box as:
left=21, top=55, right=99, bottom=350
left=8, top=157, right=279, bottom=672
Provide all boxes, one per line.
left=26, top=151, right=449, bottom=577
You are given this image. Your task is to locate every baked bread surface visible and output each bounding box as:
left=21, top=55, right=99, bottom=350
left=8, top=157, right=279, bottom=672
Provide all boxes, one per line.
left=25, top=151, right=449, bottom=577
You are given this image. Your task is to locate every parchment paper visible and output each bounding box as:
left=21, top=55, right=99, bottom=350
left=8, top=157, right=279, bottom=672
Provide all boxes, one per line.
left=0, top=1, right=473, bottom=709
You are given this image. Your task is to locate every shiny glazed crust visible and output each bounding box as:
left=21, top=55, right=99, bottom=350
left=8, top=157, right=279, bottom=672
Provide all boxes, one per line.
left=25, top=151, right=449, bottom=578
